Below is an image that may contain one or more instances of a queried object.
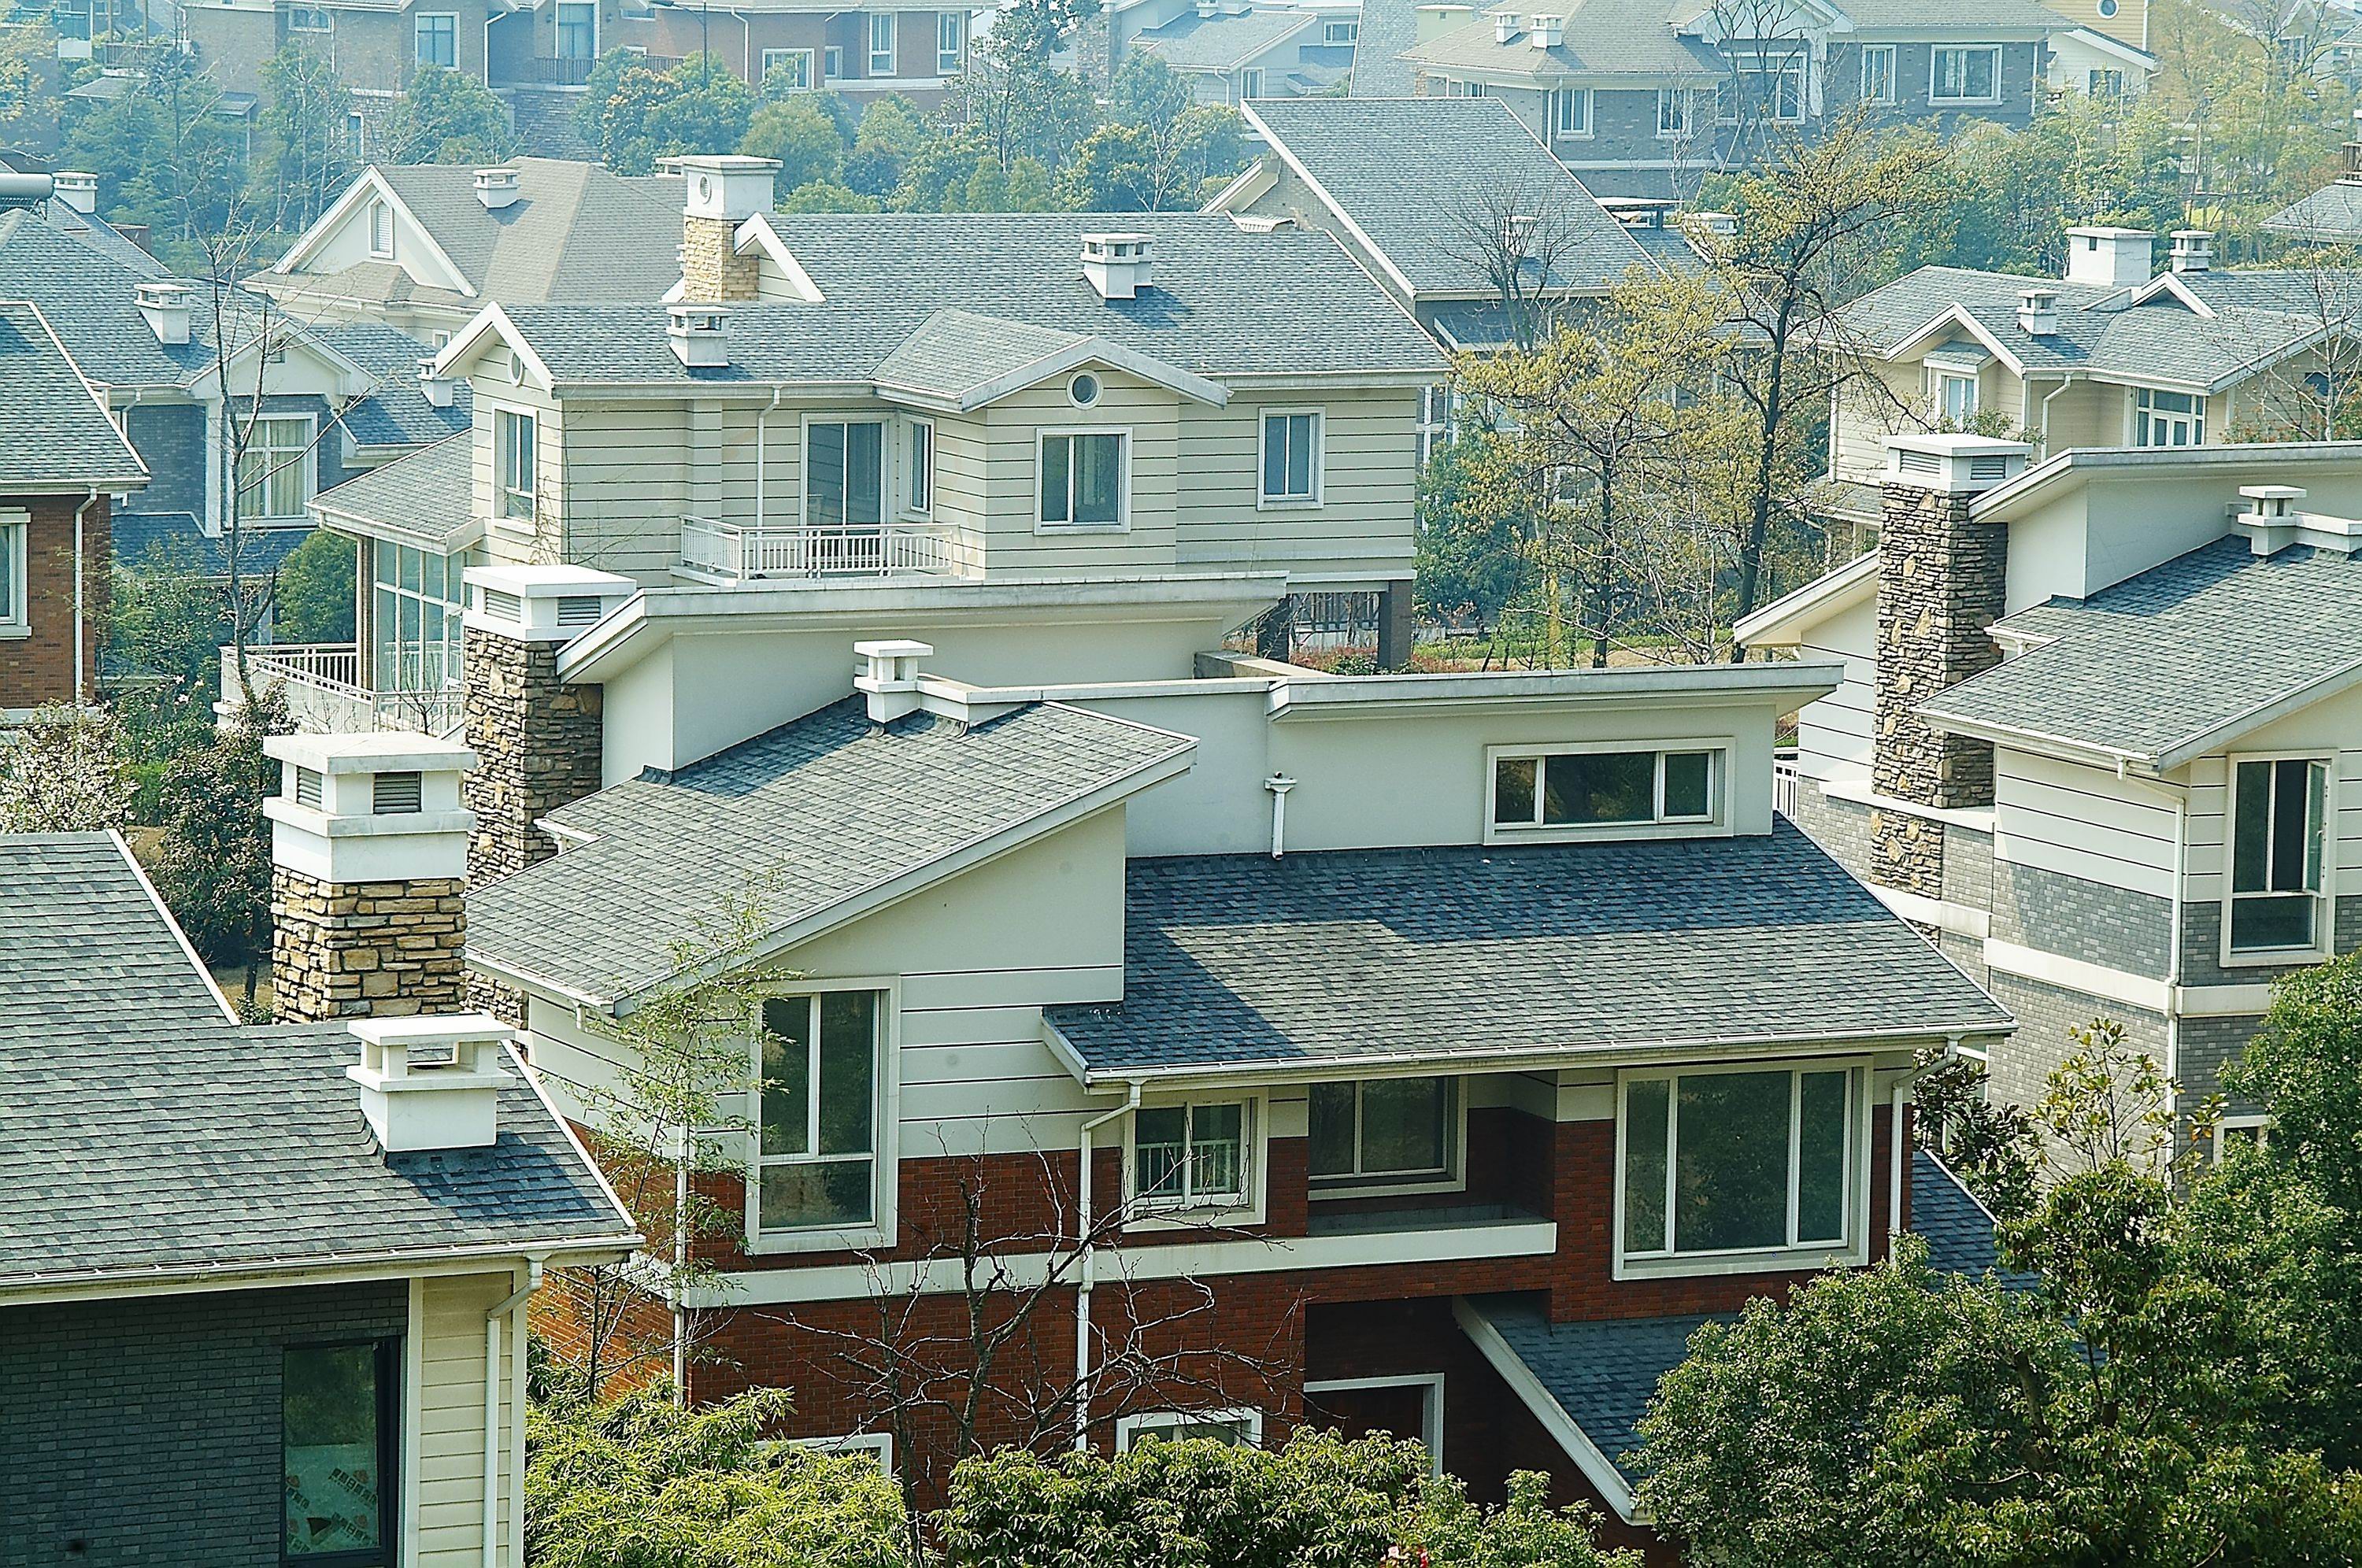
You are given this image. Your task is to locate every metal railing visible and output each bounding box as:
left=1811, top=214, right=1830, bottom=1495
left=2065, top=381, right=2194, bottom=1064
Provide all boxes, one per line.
left=226, top=644, right=465, bottom=738
left=679, top=516, right=979, bottom=582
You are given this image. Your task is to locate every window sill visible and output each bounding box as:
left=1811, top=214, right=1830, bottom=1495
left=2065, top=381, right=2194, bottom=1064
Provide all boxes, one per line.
left=1256, top=496, right=1322, bottom=512
left=1615, top=1239, right=1864, bottom=1281
left=1035, top=522, right=1128, bottom=535
left=1931, top=97, right=2003, bottom=108
left=0, top=623, right=28, bottom=641
left=742, top=1222, right=893, bottom=1256
left=2219, top=945, right=2332, bottom=969
left=1483, top=818, right=1727, bottom=847
left=1123, top=1199, right=1262, bottom=1233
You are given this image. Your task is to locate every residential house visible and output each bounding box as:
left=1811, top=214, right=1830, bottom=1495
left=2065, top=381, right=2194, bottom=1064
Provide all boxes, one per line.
left=634, top=0, right=984, bottom=102
left=0, top=298, right=148, bottom=714
left=2263, top=113, right=2362, bottom=244
left=1814, top=227, right=2362, bottom=543
left=1379, top=0, right=2094, bottom=199
left=0, top=828, right=639, bottom=1565
left=1134, top=0, right=1360, bottom=102
left=1738, top=435, right=2362, bottom=1140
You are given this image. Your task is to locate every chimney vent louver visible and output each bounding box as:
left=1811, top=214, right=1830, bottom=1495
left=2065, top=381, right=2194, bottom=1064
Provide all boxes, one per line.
left=473, top=166, right=520, bottom=212
left=346, top=1016, right=513, bottom=1152
left=854, top=638, right=934, bottom=726
left=2169, top=229, right=2214, bottom=273
left=416, top=356, right=457, bottom=409
left=52, top=171, right=98, bottom=213
left=1081, top=232, right=1153, bottom=299
left=1528, top=13, right=1562, bottom=45
left=2017, top=286, right=2058, bottom=336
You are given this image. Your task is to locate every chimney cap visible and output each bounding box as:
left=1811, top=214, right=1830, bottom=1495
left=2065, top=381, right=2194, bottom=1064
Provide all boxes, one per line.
left=346, top=1014, right=513, bottom=1154
left=461, top=562, right=638, bottom=642
left=1884, top=432, right=2033, bottom=494
left=265, top=728, right=479, bottom=778
left=135, top=277, right=194, bottom=303
left=2063, top=224, right=2156, bottom=239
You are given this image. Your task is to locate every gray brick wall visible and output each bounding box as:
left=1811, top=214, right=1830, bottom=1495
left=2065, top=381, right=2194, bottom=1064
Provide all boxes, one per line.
left=1935, top=926, right=1988, bottom=986
left=2179, top=894, right=2362, bottom=989
left=1788, top=777, right=1875, bottom=882
left=1942, top=819, right=1994, bottom=911
left=120, top=401, right=207, bottom=520
left=2178, top=1014, right=2267, bottom=1113
left=1983, top=971, right=2168, bottom=1114
left=0, top=1279, right=407, bottom=1567
left=1990, top=859, right=2173, bottom=978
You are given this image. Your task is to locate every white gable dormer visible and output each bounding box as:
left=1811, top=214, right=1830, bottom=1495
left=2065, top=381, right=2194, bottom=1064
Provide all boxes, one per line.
left=270, top=167, right=478, bottom=299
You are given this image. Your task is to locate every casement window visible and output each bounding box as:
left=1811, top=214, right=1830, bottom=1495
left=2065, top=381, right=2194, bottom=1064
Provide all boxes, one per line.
left=1038, top=429, right=1127, bottom=529
left=1860, top=44, right=1896, bottom=104
left=2212, top=1114, right=2272, bottom=1165
left=936, top=10, right=964, bottom=74
left=1721, top=58, right=1804, bottom=123
left=235, top=415, right=315, bottom=523
left=1130, top=1100, right=1249, bottom=1210
left=1116, top=1408, right=1264, bottom=1450
left=554, top=1, right=595, bottom=59
left=1657, top=88, right=1690, bottom=136
left=1550, top=87, right=1590, bottom=138
left=754, top=990, right=883, bottom=1231
left=2227, top=756, right=2329, bottom=955
left=496, top=409, right=536, bottom=521
left=414, top=11, right=457, bottom=67
left=285, top=4, right=331, bottom=31
left=0, top=512, right=25, bottom=635
left=2134, top=387, right=2204, bottom=447
left=367, top=198, right=394, bottom=258
left=1259, top=409, right=1322, bottom=505
left=762, top=47, right=816, bottom=89
left=824, top=44, right=844, bottom=79
left=1309, top=1078, right=1458, bottom=1192
left=1619, top=1064, right=1860, bottom=1270
left=905, top=417, right=933, bottom=516
left=807, top=419, right=886, bottom=527
left=1489, top=744, right=1718, bottom=836
left=1324, top=17, right=1357, bottom=43
left=1931, top=46, right=2001, bottom=104
left=1931, top=368, right=1978, bottom=424
left=868, top=11, right=895, bottom=74
left=281, top=1340, right=398, bottom=1562
left=372, top=541, right=467, bottom=694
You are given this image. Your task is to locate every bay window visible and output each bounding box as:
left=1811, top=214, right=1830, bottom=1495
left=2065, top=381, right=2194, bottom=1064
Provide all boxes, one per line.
left=372, top=541, right=468, bottom=693
left=1309, top=1078, right=1457, bottom=1190
left=806, top=418, right=886, bottom=527
left=2228, top=756, right=2329, bottom=956
left=754, top=990, right=883, bottom=1233
left=235, top=415, right=314, bottom=523
left=1038, top=429, right=1126, bottom=528
left=1931, top=46, right=2001, bottom=105
left=1489, top=744, right=1718, bottom=836
left=1619, top=1064, right=1860, bottom=1270
left=282, top=1340, right=396, bottom=1561
left=1131, top=1100, right=1249, bottom=1211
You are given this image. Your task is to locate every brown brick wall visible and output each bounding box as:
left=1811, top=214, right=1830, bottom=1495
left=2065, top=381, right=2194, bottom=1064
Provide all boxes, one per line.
left=0, top=493, right=108, bottom=711
left=271, top=865, right=468, bottom=1021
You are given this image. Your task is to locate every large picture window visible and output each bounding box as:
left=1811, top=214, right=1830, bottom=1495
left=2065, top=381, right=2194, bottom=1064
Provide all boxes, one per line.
left=1038, top=430, right=1126, bottom=528
left=763, top=47, right=815, bottom=90
left=1309, top=1078, right=1457, bottom=1189
left=2229, top=756, right=2328, bottom=954
left=2134, top=387, right=2204, bottom=447
left=497, top=408, right=536, bottom=521
left=1131, top=1100, right=1249, bottom=1211
left=372, top=541, right=468, bottom=694
left=755, top=990, right=883, bottom=1232
left=1490, top=745, right=1716, bottom=834
left=235, top=415, right=314, bottom=523
left=413, top=10, right=456, bottom=66
left=806, top=419, right=885, bottom=527
left=282, top=1340, right=396, bottom=1562
left=1722, top=57, right=1803, bottom=123
left=1931, top=46, right=2001, bottom=104
left=1620, top=1066, right=1856, bottom=1266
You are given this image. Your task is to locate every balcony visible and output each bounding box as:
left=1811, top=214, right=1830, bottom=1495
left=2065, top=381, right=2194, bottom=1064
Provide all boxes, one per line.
left=495, top=54, right=596, bottom=87
left=222, top=644, right=464, bottom=738
left=678, top=516, right=980, bottom=584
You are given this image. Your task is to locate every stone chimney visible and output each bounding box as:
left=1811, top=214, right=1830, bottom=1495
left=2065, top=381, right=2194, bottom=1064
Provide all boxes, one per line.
left=474, top=166, right=520, bottom=212
left=135, top=279, right=192, bottom=346
left=1868, top=434, right=2030, bottom=897
left=265, top=730, right=479, bottom=1021
left=2063, top=225, right=2153, bottom=288
left=676, top=153, right=779, bottom=304
left=2169, top=228, right=2213, bottom=274
left=460, top=563, right=636, bottom=886
left=347, top=1015, right=513, bottom=1151
left=1081, top=232, right=1153, bottom=300
left=53, top=171, right=98, bottom=213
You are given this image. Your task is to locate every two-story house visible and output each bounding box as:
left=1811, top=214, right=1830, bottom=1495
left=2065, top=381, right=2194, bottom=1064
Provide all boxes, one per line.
left=1740, top=434, right=2362, bottom=1142
left=1131, top=0, right=1361, bottom=102
left=0, top=828, right=639, bottom=1565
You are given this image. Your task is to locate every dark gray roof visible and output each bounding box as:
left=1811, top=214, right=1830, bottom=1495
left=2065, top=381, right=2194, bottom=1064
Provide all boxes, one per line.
left=871, top=309, right=1098, bottom=403
left=372, top=159, right=685, bottom=304
left=2264, top=179, right=2362, bottom=242
left=1048, top=823, right=2009, bottom=1081
left=1467, top=1294, right=1718, bottom=1483
left=1919, top=537, right=2362, bottom=766
left=1348, top=0, right=1420, bottom=93
left=467, top=697, right=1195, bottom=1008
left=0, top=301, right=147, bottom=490
left=0, top=834, right=635, bottom=1292
left=111, top=511, right=318, bottom=576
left=314, top=321, right=472, bottom=447
left=39, top=195, right=165, bottom=276
left=0, top=208, right=222, bottom=387
left=1911, top=1149, right=2035, bottom=1289
left=1246, top=97, right=1655, bottom=295
left=313, top=430, right=471, bottom=543
left=1137, top=6, right=1318, bottom=70
left=495, top=213, right=1442, bottom=383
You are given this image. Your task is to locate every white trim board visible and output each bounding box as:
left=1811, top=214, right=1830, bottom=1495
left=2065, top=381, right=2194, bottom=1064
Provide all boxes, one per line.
left=1451, top=1297, right=1643, bottom=1523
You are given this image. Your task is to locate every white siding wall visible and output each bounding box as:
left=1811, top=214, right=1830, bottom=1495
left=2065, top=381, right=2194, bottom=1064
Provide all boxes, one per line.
left=1994, top=749, right=2179, bottom=899
left=413, top=1270, right=524, bottom=1568
left=2183, top=683, right=2362, bottom=904
left=1175, top=389, right=1417, bottom=586
left=1792, top=594, right=1875, bottom=782
left=979, top=372, right=1181, bottom=575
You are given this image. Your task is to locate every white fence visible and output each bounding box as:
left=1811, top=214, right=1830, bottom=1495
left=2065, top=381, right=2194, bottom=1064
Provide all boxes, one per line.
left=679, top=516, right=979, bottom=581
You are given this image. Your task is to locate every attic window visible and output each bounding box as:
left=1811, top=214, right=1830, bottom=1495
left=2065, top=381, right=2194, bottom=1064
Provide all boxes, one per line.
left=1068, top=372, right=1101, bottom=408
left=368, top=199, right=393, bottom=260
left=372, top=771, right=424, bottom=814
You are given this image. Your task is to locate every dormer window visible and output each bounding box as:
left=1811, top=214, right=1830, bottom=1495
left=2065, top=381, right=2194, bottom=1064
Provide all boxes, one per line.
left=367, top=198, right=394, bottom=259
left=1487, top=744, right=1718, bottom=840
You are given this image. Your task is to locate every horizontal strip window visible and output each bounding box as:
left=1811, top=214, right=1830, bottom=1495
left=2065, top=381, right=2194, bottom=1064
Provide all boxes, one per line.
left=1490, top=745, right=1717, bottom=834
left=1309, top=1077, right=1458, bottom=1193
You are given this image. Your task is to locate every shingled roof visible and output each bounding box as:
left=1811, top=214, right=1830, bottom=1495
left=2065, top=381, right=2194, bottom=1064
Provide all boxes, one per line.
left=0, top=834, right=636, bottom=1296
left=2264, top=178, right=2362, bottom=243
left=1046, top=824, right=2011, bottom=1084
left=0, top=301, right=147, bottom=492
left=310, top=429, right=474, bottom=548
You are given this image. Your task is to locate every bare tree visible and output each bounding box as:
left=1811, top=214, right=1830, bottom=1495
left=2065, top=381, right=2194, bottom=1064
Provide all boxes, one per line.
left=2219, top=243, right=2362, bottom=440
left=1437, top=174, right=1607, bottom=353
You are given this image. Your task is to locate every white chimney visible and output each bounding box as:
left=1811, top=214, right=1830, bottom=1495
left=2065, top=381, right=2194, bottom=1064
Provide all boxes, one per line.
left=346, top=1015, right=513, bottom=1152
left=667, top=301, right=730, bottom=368
left=1528, top=13, right=1562, bottom=46
left=676, top=152, right=781, bottom=223
left=135, top=279, right=192, bottom=346
left=854, top=638, right=932, bottom=725
left=473, top=166, right=520, bottom=212
left=1080, top=232, right=1153, bottom=300
left=417, top=355, right=456, bottom=408
left=1493, top=9, right=1521, bottom=41
left=2016, top=286, right=2057, bottom=336
left=53, top=171, right=98, bottom=213
left=1501, top=212, right=1538, bottom=257
left=2063, top=225, right=2153, bottom=288
left=2169, top=228, right=2213, bottom=274
left=461, top=563, right=638, bottom=642
left=1884, top=432, right=2033, bottom=494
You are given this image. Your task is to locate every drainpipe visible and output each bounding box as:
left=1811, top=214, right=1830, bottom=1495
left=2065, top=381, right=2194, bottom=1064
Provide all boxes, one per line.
left=72, top=488, right=100, bottom=705
left=753, top=387, right=783, bottom=531
left=1890, top=1037, right=1959, bottom=1241
left=1072, top=1080, right=1142, bottom=1450
left=483, top=1259, right=543, bottom=1568
left=1265, top=773, right=1296, bottom=858
left=2036, top=375, right=2075, bottom=461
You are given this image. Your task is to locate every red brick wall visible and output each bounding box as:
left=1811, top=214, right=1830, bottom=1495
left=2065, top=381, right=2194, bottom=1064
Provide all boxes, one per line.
left=0, top=494, right=108, bottom=710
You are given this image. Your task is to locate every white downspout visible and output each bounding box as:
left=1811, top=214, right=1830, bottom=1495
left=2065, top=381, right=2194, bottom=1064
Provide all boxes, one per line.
left=1073, top=1081, right=1143, bottom=1450
left=2036, top=375, right=2075, bottom=462
left=72, top=489, right=98, bottom=705
left=1265, top=774, right=1296, bottom=858
left=753, top=386, right=783, bottom=530
left=483, top=1259, right=542, bottom=1568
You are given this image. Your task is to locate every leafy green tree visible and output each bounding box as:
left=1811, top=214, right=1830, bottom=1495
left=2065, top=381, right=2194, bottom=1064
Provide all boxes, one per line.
left=1101, top=54, right=1246, bottom=208
left=154, top=686, right=288, bottom=1013
left=0, top=703, right=136, bottom=833
left=582, top=54, right=756, bottom=176
left=0, top=22, right=54, bottom=143
left=1053, top=123, right=1158, bottom=211
left=946, top=0, right=1101, bottom=173
left=376, top=63, right=513, bottom=165
left=779, top=181, right=880, bottom=214
left=844, top=94, right=924, bottom=196
left=257, top=43, right=353, bottom=229
left=61, top=51, right=246, bottom=239
left=271, top=528, right=356, bottom=644
left=740, top=96, right=844, bottom=194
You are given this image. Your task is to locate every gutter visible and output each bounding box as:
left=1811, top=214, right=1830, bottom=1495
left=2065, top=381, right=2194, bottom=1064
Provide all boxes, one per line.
left=0, top=1233, right=641, bottom=1306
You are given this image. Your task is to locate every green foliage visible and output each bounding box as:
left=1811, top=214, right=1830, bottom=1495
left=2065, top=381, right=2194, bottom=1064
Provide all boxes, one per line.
left=1053, top=123, right=1160, bottom=212
left=946, top=0, right=1102, bottom=176
left=1912, top=1049, right=2037, bottom=1221
left=376, top=63, right=512, bottom=165
left=1414, top=430, right=1536, bottom=637
left=257, top=43, right=353, bottom=230
left=740, top=96, right=844, bottom=194
left=938, top=1429, right=1637, bottom=1568
left=779, top=181, right=882, bottom=215
left=154, top=686, right=287, bottom=1008
left=0, top=22, right=53, bottom=137
left=61, top=52, right=246, bottom=239
left=525, top=1387, right=908, bottom=1568
left=0, top=702, right=136, bottom=834
left=272, top=528, right=356, bottom=644
left=581, top=53, right=756, bottom=176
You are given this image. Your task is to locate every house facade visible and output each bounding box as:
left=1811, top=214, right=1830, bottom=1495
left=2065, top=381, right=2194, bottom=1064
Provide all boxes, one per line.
left=1740, top=434, right=2362, bottom=1139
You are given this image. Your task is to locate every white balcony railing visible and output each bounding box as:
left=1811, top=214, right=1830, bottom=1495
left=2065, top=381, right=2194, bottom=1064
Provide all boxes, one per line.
left=1772, top=749, right=1800, bottom=820
left=679, top=516, right=978, bottom=582
left=224, top=644, right=465, bottom=738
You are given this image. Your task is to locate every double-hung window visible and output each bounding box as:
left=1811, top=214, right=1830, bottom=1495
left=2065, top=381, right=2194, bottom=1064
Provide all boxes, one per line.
left=1324, top=17, right=1357, bottom=44
left=1489, top=745, right=1717, bottom=836
left=1038, top=430, right=1126, bottom=528
left=2134, top=387, right=2204, bottom=447
left=1657, top=88, right=1690, bottom=137
left=1931, top=45, right=2001, bottom=104
left=1131, top=1100, right=1249, bottom=1211
left=235, top=416, right=314, bottom=523
left=282, top=1340, right=397, bottom=1561
left=762, top=47, right=816, bottom=89
left=1860, top=44, right=1895, bottom=104
left=868, top=11, right=895, bottom=74
left=0, top=511, right=25, bottom=634
left=1932, top=368, right=1978, bottom=425
left=555, top=1, right=595, bottom=58
left=1550, top=87, right=1590, bottom=139
left=755, top=990, right=883, bottom=1232
left=496, top=409, right=536, bottom=522
left=286, top=4, right=331, bottom=31
left=2228, top=756, right=2329, bottom=955
left=806, top=419, right=886, bottom=527
left=905, top=417, right=933, bottom=516
left=1723, top=57, right=1803, bottom=122
left=414, top=11, right=457, bottom=67
left=1260, top=409, right=1321, bottom=505
left=936, top=10, right=964, bottom=74
left=1620, top=1064, right=1859, bottom=1270
left=1309, top=1078, right=1457, bottom=1191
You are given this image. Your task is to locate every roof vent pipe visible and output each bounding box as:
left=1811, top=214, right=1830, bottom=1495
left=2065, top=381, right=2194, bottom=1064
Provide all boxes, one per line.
left=346, top=1015, right=513, bottom=1152
left=1080, top=232, right=1153, bottom=300
left=1528, top=13, right=1561, bottom=46
left=666, top=302, right=729, bottom=368
left=853, top=638, right=932, bottom=726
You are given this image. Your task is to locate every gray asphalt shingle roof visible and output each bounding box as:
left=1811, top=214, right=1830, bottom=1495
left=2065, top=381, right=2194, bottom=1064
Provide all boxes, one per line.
left=311, top=430, right=472, bottom=545
left=495, top=213, right=1442, bottom=384
left=1468, top=1295, right=1717, bottom=1483
left=871, top=309, right=1097, bottom=403
left=467, top=697, right=1195, bottom=1008
left=1911, top=1149, right=2035, bottom=1289
left=0, top=834, right=635, bottom=1291
left=0, top=301, right=147, bottom=490
left=110, top=511, right=317, bottom=575
left=314, top=320, right=472, bottom=446
left=1137, top=6, right=1318, bottom=70
left=0, top=208, right=224, bottom=387
left=372, top=159, right=686, bottom=305
left=1349, top=0, right=1420, bottom=93
left=2264, top=179, right=2362, bottom=242
left=1246, top=97, right=1656, bottom=294
left=1919, top=537, right=2362, bottom=765
left=1047, top=823, right=2009, bottom=1081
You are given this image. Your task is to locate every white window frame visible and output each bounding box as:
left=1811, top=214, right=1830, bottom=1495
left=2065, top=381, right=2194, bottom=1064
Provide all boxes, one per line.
left=2211, top=1113, right=2273, bottom=1166
left=367, top=198, right=394, bottom=259
left=743, top=976, right=901, bottom=1256
left=285, top=3, right=332, bottom=31
left=0, top=510, right=28, bottom=638
left=2088, top=67, right=2124, bottom=98
left=494, top=406, right=536, bottom=527
left=1612, top=1059, right=1871, bottom=1281
left=1305, top=1076, right=1467, bottom=1200
left=1122, top=1093, right=1265, bottom=1227
left=413, top=9, right=457, bottom=67
left=235, top=412, right=318, bottom=525
left=762, top=47, right=816, bottom=89
left=1115, top=1407, right=1265, bottom=1452
left=903, top=416, right=934, bottom=519
left=824, top=44, right=844, bottom=79
left=2221, top=751, right=2334, bottom=965
left=784, top=1431, right=894, bottom=1472
left=1483, top=739, right=1730, bottom=845
left=1929, top=44, right=2002, bottom=105
left=1302, top=1374, right=1444, bottom=1475
left=1721, top=57, right=1805, bottom=123
left=2131, top=386, right=2205, bottom=448
left=1323, top=17, right=1357, bottom=44
left=802, top=414, right=888, bottom=527
left=1656, top=88, right=1690, bottom=137
left=868, top=10, right=895, bottom=75
left=1930, top=366, right=1978, bottom=424
left=1550, top=86, right=1591, bottom=139
left=344, top=109, right=365, bottom=158
left=553, top=0, right=598, bottom=60
left=936, top=9, right=964, bottom=74
left=1257, top=407, right=1324, bottom=508
left=1035, top=426, right=1131, bottom=533
left=1860, top=43, right=1895, bottom=104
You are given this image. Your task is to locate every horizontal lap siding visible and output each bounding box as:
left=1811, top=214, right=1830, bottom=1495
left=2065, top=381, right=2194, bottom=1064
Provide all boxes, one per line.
left=1830, top=364, right=1918, bottom=483
left=981, top=375, right=1179, bottom=575
left=416, top=1271, right=520, bottom=1568
left=557, top=400, right=693, bottom=583
left=1796, top=625, right=1873, bottom=778
left=1995, top=748, right=2178, bottom=898
left=1176, top=391, right=1417, bottom=583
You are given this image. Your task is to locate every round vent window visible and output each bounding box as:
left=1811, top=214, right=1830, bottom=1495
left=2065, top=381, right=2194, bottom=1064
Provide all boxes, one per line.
left=698, top=174, right=714, bottom=202
left=2097, top=0, right=2116, bottom=13
left=1069, top=372, right=1102, bottom=407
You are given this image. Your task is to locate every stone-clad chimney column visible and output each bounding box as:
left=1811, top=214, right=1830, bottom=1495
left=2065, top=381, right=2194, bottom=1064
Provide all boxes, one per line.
left=674, top=153, right=779, bottom=304
left=265, top=731, right=479, bottom=1021
left=1868, top=434, right=2029, bottom=897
